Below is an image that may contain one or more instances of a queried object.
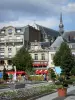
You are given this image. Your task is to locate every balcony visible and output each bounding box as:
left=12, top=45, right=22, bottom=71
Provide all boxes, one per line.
left=0, top=55, right=4, bottom=58
left=33, top=59, right=48, bottom=62
left=6, top=39, right=23, bottom=43
left=0, top=40, right=5, bottom=43
left=0, top=39, right=23, bottom=43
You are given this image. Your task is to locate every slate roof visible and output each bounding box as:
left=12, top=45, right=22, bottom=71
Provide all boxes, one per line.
left=36, top=24, right=60, bottom=37
left=63, top=31, right=75, bottom=43
left=51, top=36, right=64, bottom=48
left=50, top=31, right=75, bottom=49
left=40, top=42, right=50, bottom=49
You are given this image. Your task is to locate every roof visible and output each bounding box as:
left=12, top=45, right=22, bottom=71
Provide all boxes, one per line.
left=51, top=36, right=64, bottom=48
left=36, top=24, right=60, bottom=37
left=40, top=42, right=50, bottom=49
left=63, top=31, right=75, bottom=43
left=0, top=26, right=25, bottom=34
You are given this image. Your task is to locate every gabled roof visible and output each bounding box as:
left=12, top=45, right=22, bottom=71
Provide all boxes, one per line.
left=51, top=36, right=64, bottom=48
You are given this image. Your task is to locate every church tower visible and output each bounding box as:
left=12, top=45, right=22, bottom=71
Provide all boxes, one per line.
left=59, top=13, right=64, bottom=34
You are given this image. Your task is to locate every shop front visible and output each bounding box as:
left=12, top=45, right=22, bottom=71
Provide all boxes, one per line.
left=33, top=61, right=48, bottom=75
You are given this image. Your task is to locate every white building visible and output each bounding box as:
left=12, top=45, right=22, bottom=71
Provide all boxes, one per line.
left=29, top=40, right=56, bottom=74
left=0, top=26, right=25, bottom=70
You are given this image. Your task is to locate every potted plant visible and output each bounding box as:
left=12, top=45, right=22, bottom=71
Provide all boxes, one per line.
left=53, top=42, right=75, bottom=97
left=55, top=75, right=70, bottom=97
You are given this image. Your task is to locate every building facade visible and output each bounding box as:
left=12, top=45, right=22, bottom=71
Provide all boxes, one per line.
left=29, top=40, right=55, bottom=74
left=0, top=24, right=59, bottom=70
left=0, top=26, right=24, bottom=70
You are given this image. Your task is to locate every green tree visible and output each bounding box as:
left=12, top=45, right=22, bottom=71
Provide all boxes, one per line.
left=53, top=42, right=75, bottom=77
left=12, top=47, right=33, bottom=72
left=70, top=67, right=75, bottom=76
left=48, top=68, right=56, bottom=81
left=3, top=66, right=8, bottom=80
left=50, top=69, right=56, bottom=81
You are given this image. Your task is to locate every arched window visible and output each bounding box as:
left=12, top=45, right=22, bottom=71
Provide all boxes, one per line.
left=8, top=29, right=12, bottom=34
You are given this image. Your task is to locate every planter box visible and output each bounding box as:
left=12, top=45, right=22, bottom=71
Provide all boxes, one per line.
left=10, top=83, right=25, bottom=89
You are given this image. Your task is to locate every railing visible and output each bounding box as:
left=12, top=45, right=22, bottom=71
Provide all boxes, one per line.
left=0, top=39, right=23, bottom=43
left=33, top=60, right=48, bottom=62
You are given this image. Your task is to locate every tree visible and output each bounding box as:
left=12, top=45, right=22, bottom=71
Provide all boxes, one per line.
left=3, top=66, right=8, bottom=80
left=53, top=42, right=75, bottom=77
left=12, top=47, right=33, bottom=72
left=48, top=68, right=56, bottom=81
left=71, top=67, right=75, bottom=76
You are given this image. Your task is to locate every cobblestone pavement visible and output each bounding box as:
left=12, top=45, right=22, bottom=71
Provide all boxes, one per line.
left=36, top=86, right=75, bottom=100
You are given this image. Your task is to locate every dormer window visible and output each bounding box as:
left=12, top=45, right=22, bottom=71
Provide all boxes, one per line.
left=8, top=29, right=12, bottom=34
left=17, top=30, right=21, bottom=33
left=1, top=31, right=5, bottom=34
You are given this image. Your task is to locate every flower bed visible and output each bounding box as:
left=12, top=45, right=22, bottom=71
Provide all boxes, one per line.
left=0, top=84, right=57, bottom=100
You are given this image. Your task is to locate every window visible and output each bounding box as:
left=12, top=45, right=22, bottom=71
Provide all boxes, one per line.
left=8, top=55, right=12, bottom=58
left=0, top=37, right=4, bottom=41
left=51, top=54, right=54, bottom=60
left=8, top=52, right=12, bottom=58
left=16, top=36, right=21, bottom=39
left=41, top=53, right=45, bottom=60
left=1, top=31, right=5, bottom=34
left=16, top=45, right=21, bottom=51
left=8, top=48, right=12, bottom=51
left=0, top=53, right=4, bottom=58
left=0, top=60, right=4, bottom=65
left=8, top=36, right=12, bottom=40
left=0, top=48, right=4, bottom=51
left=35, top=46, right=38, bottom=50
left=0, top=55, right=4, bottom=58
left=8, top=47, right=12, bottom=52
left=34, top=54, right=38, bottom=60
left=17, top=30, right=21, bottom=33
left=8, top=29, right=12, bottom=34
left=69, top=45, right=72, bottom=48
left=8, top=60, right=12, bottom=65
left=8, top=53, right=12, bottom=55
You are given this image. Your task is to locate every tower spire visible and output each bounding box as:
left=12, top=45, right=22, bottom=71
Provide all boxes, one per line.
left=60, top=13, right=62, bottom=23
left=59, top=12, right=64, bottom=34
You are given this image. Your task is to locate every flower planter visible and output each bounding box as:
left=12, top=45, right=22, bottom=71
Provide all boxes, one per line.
left=57, top=88, right=67, bottom=97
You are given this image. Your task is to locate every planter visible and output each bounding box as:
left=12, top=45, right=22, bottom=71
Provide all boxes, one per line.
left=10, top=83, right=25, bottom=89
left=57, top=88, right=67, bottom=97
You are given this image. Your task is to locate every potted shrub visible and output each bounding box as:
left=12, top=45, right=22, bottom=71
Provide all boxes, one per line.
left=55, top=75, right=70, bottom=97
left=53, top=42, right=75, bottom=97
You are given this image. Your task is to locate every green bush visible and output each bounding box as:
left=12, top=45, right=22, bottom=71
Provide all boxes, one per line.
left=28, top=75, right=44, bottom=81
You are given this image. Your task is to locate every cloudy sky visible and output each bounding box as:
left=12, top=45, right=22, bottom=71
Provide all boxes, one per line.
left=0, top=0, right=75, bottom=31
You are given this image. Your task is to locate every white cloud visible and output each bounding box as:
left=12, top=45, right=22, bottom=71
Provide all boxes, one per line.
left=0, top=17, right=59, bottom=29
left=62, top=3, right=75, bottom=13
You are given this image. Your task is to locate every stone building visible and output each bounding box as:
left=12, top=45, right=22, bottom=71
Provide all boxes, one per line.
left=0, top=26, right=24, bottom=70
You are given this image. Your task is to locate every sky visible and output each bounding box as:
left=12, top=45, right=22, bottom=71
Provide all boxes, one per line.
left=0, top=0, right=75, bottom=31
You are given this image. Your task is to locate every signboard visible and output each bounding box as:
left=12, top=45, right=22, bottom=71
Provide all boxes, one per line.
left=55, top=67, right=61, bottom=74
left=0, top=72, right=3, bottom=78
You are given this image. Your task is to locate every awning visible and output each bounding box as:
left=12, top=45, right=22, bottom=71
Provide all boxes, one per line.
left=6, top=71, right=26, bottom=75
left=35, top=70, right=48, bottom=74
left=33, top=64, right=48, bottom=67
